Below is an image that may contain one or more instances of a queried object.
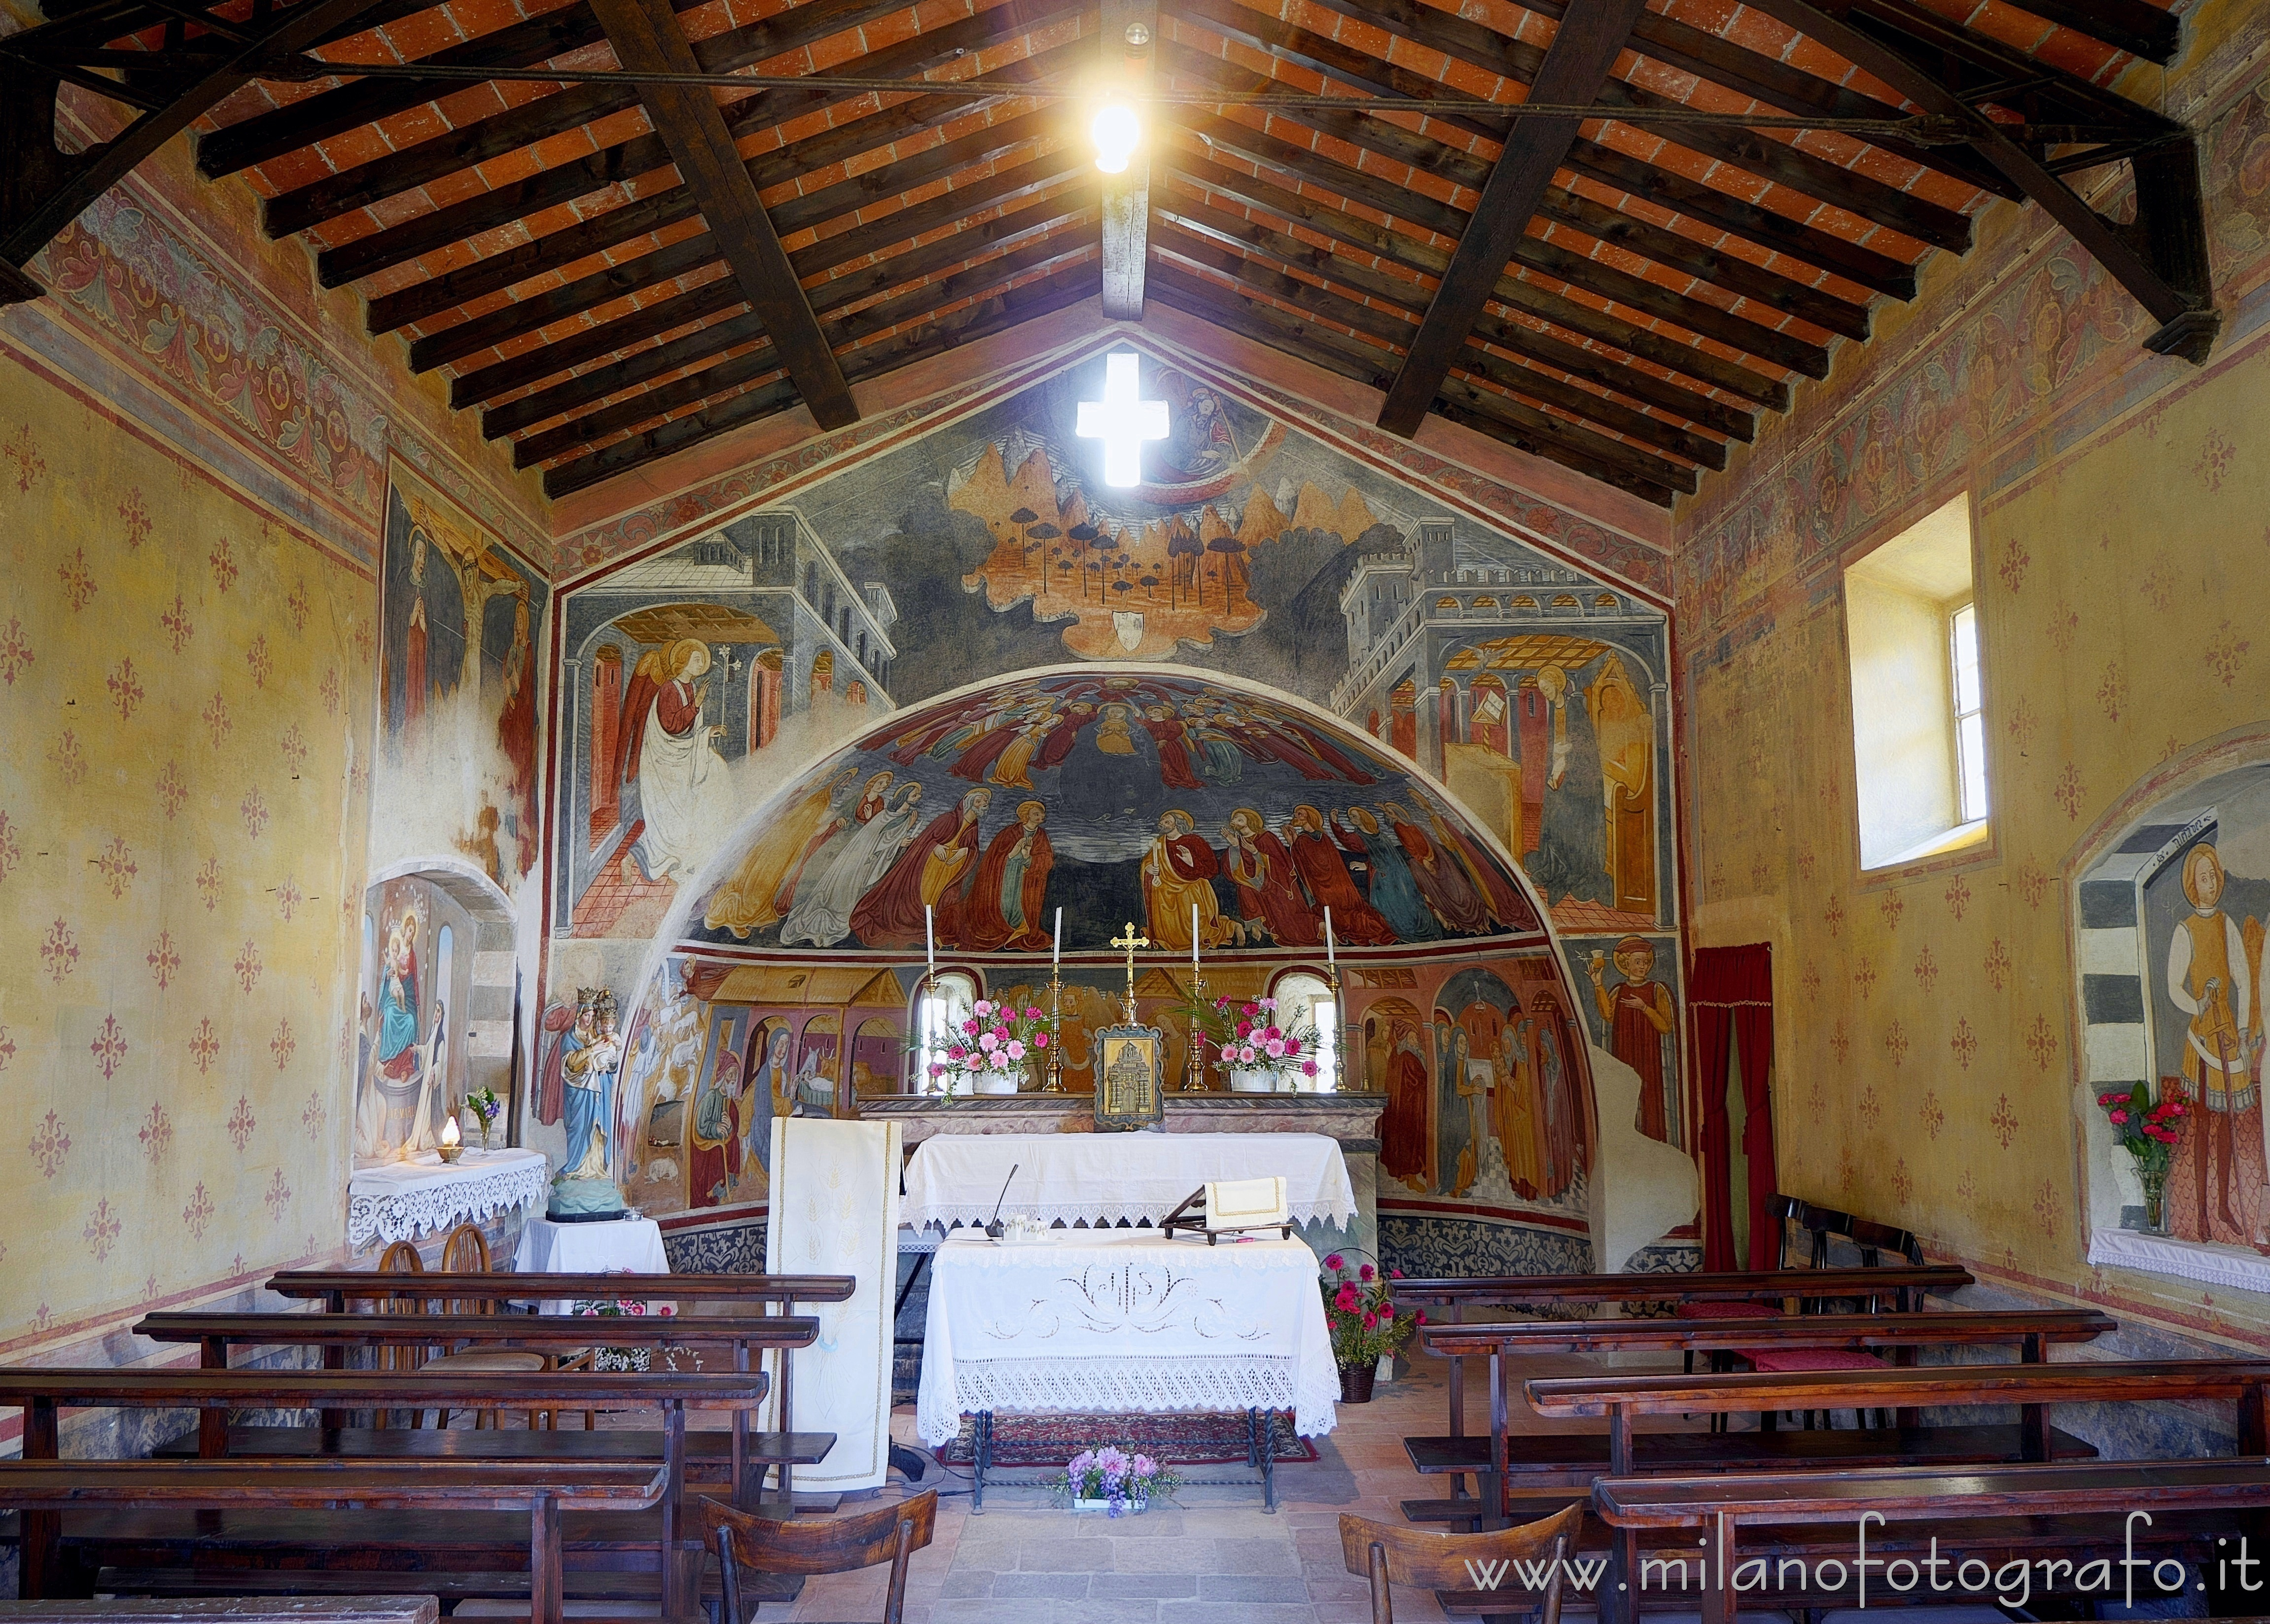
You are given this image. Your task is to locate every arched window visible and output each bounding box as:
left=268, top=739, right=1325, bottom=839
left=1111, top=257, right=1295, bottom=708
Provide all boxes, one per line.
left=909, top=971, right=978, bottom=1093
left=1269, top=969, right=1339, bottom=1092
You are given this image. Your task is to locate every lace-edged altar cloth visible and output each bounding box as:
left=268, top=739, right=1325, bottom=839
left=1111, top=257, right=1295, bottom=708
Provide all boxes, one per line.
left=914, top=1230, right=1341, bottom=1446
left=347, top=1148, right=550, bottom=1248
left=900, top=1131, right=1355, bottom=1232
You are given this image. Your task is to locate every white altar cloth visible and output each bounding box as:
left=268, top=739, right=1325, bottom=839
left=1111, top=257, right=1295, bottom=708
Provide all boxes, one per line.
left=513, top=1215, right=669, bottom=1312
left=346, top=1148, right=548, bottom=1247
left=900, top=1132, right=1355, bottom=1231
left=914, top=1230, right=1340, bottom=1446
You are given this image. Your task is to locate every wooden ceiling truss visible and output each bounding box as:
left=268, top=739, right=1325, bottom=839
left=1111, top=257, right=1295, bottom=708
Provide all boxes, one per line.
left=0, top=0, right=2215, bottom=505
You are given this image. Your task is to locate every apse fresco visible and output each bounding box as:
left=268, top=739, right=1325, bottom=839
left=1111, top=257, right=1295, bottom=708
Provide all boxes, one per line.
left=551, top=347, right=1677, bottom=949
left=682, top=672, right=1543, bottom=954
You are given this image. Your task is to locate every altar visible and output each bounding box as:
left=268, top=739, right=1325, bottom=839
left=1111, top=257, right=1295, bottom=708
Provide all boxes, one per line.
left=858, top=1091, right=1386, bottom=1264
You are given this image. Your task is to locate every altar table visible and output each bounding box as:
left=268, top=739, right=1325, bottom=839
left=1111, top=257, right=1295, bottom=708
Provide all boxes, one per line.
left=345, top=1148, right=548, bottom=1248
left=914, top=1230, right=1339, bottom=1510
left=512, top=1215, right=669, bottom=1312
left=900, top=1131, right=1356, bottom=1231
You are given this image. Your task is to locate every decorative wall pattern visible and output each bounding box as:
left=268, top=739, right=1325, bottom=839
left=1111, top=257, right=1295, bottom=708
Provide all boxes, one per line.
left=1675, top=5, right=2270, bottom=1329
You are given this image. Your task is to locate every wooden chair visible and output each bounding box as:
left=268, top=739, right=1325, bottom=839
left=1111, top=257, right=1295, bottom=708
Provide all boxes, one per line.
left=1340, top=1501, right=1582, bottom=1624
left=697, top=1488, right=937, bottom=1624
left=424, top=1221, right=545, bottom=1430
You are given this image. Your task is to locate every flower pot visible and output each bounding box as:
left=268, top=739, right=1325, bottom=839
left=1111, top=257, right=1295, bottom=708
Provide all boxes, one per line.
left=972, top=1069, right=1023, bottom=1095
left=1071, top=1496, right=1148, bottom=1514
left=1227, top=1067, right=1281, bottom=1093
left=1337, top=1362, right=1377, bottom=1404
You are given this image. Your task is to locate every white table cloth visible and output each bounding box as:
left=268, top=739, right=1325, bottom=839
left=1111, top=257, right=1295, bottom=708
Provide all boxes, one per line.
left=900, top=1132, right=1356, bottom=1231
left=346, top=1147, right=548, bottom=1248
left=914, top=1230, right=1340, bottom=1446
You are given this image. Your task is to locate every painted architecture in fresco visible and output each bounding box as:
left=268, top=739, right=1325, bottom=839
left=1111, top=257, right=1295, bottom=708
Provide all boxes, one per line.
left=377, top=465, right=549, bottom=887
left=555, top=511, right=896, bottom=942
left=549, top=348, right=1679, bottom=1237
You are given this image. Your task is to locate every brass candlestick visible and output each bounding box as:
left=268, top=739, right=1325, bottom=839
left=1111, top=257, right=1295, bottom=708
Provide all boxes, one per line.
left=1324, top=964, right=1345, bottom=1093
left=1182, top=971, right=1211, bottom=1092
left=1043, top=967, right=1066, bottom=1093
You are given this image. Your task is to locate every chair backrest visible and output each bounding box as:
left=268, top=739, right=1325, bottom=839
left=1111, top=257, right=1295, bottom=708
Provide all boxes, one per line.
left=376, top=1240, right=426, bottom=1274
left=700, top=1490, right=937, bottom=1624
left=1340, top=1502, right=1583, bottom=1624
left=439, top=1222, right=494, bottom=1317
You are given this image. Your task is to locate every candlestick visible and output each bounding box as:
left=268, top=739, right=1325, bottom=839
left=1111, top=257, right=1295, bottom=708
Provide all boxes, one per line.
left=1043, top=964, right=1065, bottom=1093
left=438, top=1114, right=462, bottom=1163
left=1053, top=907, right=1062, bottom=969
left=1325, top=906, right=1336, bottom=973
left=925, top=904, right=935, bottom=977
left=1183, top=968, right=1209, bottom=1092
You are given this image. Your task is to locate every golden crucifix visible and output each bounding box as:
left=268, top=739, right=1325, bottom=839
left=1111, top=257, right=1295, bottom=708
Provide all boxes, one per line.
left=1110, top=921, right=1150, bottom=1022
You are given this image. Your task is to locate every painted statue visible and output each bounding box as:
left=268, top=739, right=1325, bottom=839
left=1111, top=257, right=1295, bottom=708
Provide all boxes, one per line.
left=558, top=989, right=624, bottom=1182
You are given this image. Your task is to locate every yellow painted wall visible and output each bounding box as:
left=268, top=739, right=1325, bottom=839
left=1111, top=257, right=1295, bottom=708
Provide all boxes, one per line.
left=0, top=358, right=372, bottom=1342
left=1676, top=0, right=2270, bottom=1336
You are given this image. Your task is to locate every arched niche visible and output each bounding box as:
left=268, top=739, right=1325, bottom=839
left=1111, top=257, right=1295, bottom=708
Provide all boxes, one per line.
left=352, top=856, right=516, bottom=1168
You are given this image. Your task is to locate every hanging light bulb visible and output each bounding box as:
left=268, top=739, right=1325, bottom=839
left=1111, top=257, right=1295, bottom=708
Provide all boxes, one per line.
left=1092, top=102, right=1141, bottom=174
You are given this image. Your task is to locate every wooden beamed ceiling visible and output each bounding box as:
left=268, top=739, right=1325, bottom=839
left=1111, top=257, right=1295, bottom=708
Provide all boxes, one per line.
left=0, top=0, right=2212, bottom=505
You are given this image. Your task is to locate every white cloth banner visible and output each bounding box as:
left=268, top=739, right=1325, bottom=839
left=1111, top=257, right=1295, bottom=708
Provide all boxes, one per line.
left=900, top=1132, right=1355, bottom=1231
left=346, top=1148, right=549, bottom=1247
left=915, top=1231, right=1340, bottom=1446
left=764, top=1116, right=900, bottom=1492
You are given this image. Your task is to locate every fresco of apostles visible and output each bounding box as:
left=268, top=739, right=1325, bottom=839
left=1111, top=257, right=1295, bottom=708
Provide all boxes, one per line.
left=686, top=673, right=1544, bottom=954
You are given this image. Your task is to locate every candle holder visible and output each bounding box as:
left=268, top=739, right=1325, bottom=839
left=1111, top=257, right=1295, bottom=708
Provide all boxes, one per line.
left=1324, top=963, right=1344, bottom=1094
left=1042, top=968, right=1066, bottom=1093
left=1182, top=972, right=1211, bottom=1092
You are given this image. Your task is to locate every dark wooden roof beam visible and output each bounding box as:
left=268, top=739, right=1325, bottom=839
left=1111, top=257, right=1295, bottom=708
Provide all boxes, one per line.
left=1164, top=143, right=1788, bottom=410
left=1176, top=110, right=1828, bottom=379
left=586, top=0, right=853, bottom=426
left=1373, top=0, right=1651, bottom=437
left=541, top=254, right=1100, bottom=496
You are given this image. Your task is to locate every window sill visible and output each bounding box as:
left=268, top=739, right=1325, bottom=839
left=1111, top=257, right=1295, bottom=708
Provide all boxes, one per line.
left=2087, top=1226, right=2270, bottom=1294
left=1868, top=818, right=1990, bottom=874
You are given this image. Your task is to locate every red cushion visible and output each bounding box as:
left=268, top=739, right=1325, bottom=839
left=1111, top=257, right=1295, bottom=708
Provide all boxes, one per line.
left=1742, top=1346, right=1887, bottom=1373
left=1674, top=1300, right=1777, bottom=1319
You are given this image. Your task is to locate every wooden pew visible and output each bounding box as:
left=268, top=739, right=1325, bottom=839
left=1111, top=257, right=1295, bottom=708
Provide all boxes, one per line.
left=0, top=1368, right=765, bottom=1617
left=265, top=1270, right=853, bottom=1505
left=1592, top=1458, right=2270, bottom=1624
left=1396, top=1265, right=1975, bottom=1510
left=0, top=1460, right=674, bottom=1624
left=134, top=1311, right=825, bottom=1507
left=1410, top=1309, right=2116, bottom=1527
left=0, top=1600, right=439, bottom=1622
left=1533, top=1359, right=2270, bottom=1624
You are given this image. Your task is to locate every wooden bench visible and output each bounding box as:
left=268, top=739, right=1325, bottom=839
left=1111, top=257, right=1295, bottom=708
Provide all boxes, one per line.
left=0, top=1460, right=677, bottom=1624
left=1395, top=1265, right=1974, bottom=1513
left=0, top=1368, right=765, bottom=1618
left=0, top=1596, right=440, bottom=1621
left=1592, top=1458, right=2270, bottom=1624
left=135, top=1310, right=824, bottom=1507
left=1409, top=1309, right=2115, bottom=1526
left=1532, top=1359, right=2270, bottom=1624
left=265, top=1270, right=853, bottom=1505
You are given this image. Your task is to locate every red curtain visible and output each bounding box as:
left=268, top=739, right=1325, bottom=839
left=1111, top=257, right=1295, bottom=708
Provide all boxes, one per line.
left=1689, top=944, right=1778, bottom=1271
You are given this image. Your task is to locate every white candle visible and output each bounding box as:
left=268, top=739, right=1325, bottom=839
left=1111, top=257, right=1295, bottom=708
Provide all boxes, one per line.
left=1054, top=907, right=1062, bottom=969
left=1191, top=903, right=1201, bottom=970
left=925, top=904, right=935, bottom=976
left=1325, top=906, right=1336, bottom=972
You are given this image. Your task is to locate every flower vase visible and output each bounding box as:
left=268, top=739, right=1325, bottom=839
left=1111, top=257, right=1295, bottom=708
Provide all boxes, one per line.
left=2140, top=1166, right=2170, bottom=1235
left=1337, top=1363, right=1377, bottom=1404
left=973, top=1068, right=1023, bottom=1095
left=1071, top=1496, right=1148, bottom=1515
left=1227, top=1066, right=1279, bottom=1094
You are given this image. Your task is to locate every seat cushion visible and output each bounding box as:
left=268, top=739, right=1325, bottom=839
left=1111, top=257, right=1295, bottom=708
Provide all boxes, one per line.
left=1741, top=1346, right=1887, bottom=1373
left=1673, top=1300, right=1776, bottom=1319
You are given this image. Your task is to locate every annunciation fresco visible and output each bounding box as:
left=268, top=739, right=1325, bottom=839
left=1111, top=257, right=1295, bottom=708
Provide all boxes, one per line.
left=680, top=672, right=1542, bottom=954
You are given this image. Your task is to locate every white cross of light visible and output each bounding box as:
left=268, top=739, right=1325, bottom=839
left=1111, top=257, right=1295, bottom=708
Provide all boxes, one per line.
left=1075, top=351, right=1169, bottom=488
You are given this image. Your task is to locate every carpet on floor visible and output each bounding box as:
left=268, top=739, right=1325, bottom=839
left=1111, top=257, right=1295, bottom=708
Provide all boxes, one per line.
left=931, top=1410, right=1320, bottom=1467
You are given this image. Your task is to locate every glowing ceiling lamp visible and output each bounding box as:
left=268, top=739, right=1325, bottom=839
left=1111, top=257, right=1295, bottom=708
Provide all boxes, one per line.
left=1092, top=102, right=1142, bottom=174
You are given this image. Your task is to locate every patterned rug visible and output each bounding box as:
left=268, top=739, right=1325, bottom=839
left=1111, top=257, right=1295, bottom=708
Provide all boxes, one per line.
left=931, top=1411, right=1320, bottom=1467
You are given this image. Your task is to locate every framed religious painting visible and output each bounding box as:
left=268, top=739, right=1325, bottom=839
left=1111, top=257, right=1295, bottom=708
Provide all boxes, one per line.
left=1093, top=1024, right=1166, bottom=1131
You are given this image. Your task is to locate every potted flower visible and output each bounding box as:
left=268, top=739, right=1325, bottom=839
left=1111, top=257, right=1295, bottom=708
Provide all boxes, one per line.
left=928, top=999, right=1051, bottom=1096
left=2095, top=1082, right=2186, bottom=1235
left=1321, top=1252, right=1419, bottom=1403
left=1053, top=1445, right=1177, bottom=1515
left=466, top=1085, right=503, bottom=1150
left=1211, top=995, right=1322, bottom=1094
